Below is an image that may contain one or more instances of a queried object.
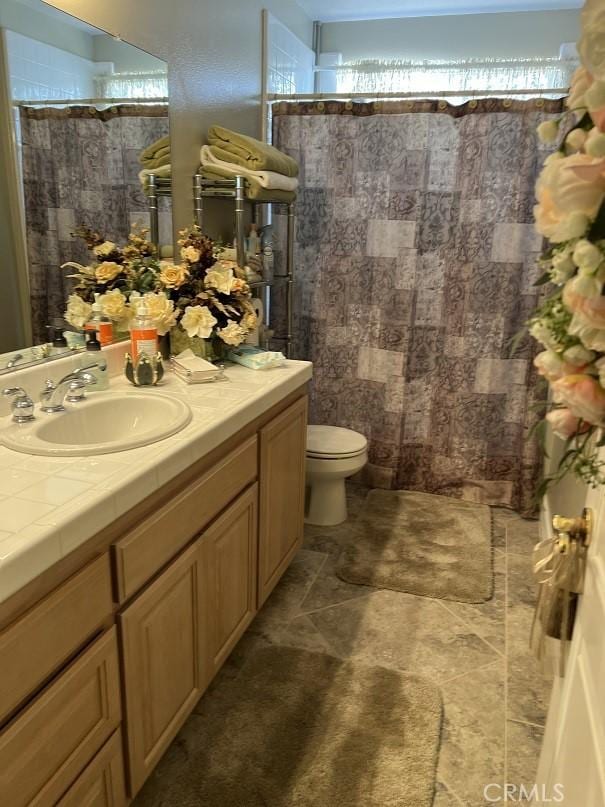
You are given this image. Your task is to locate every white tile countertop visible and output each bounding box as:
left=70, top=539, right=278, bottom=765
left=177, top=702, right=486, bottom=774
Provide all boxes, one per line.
left=0, top=358, right=312, bottom=603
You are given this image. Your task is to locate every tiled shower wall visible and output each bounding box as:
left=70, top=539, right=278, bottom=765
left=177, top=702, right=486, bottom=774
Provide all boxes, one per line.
left=267, top=12, right=313, bottom=96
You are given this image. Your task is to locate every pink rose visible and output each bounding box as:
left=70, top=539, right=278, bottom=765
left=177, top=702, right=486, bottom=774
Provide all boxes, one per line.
left=551, top=374, right=605, bottom=426
left=546, top=408, right=591, bottom=439
left=534, top=350, right=585, bottom=381
left=563, top=275, right=605, bottom=329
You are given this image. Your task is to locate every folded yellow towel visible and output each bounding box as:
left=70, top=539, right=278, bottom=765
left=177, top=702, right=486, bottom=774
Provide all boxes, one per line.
left=141, top=143, right=171, bottom=167
left=199, top=168, right=296, bottom=203
left=139, top=134, right=170, bottom=164
left=141, top=151, right=171, bottom=171
left=207, top=125, right=298, bottom=178
left=200, top=145, right=299, bottom=192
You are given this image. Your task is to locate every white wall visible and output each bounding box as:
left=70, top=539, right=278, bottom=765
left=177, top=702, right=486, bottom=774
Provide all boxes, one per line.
left=0, top=0, right=94, bottom=59
left=267, top=12, right=314, bottom=96
left=320, top=9, right=581, bottom=62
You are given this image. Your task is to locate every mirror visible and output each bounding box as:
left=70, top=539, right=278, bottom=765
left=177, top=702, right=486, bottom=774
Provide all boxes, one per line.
left=0, top=0, right=171, bottom=373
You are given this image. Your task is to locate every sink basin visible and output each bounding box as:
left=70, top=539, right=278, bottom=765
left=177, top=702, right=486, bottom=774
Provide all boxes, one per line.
left=0, top=391, right=192, bottom=456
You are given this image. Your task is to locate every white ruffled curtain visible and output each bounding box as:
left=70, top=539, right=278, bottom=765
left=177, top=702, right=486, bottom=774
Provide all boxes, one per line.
left=334, top=58, right=577, bottom=100
left=94, top=71, right=168, bottom=100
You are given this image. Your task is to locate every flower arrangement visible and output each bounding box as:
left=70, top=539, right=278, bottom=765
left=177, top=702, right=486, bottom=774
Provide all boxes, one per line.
left=62, top=225, right=257, bottom=348
left=529, top=0, right=605, bottom=492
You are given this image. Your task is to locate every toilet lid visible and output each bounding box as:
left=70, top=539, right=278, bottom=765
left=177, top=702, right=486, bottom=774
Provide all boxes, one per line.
left=306, top=425, right=367, bottom=458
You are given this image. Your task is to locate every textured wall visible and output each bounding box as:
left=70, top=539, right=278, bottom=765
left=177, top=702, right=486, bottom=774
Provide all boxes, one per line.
left=321, top=10, right=580, bottom=61
left=45, top=0, right=312, bottom=237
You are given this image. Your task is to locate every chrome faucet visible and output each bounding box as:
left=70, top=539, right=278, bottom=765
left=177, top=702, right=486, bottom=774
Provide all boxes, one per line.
left=5, top=353, right=24, bottom=369
left=39, top=365, right=98, bottom=413
left=3, top=387, right=35, bottom=422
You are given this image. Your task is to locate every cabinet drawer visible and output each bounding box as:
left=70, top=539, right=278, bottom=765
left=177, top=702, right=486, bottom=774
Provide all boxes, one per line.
left=115, top=434, right=258, bottom=602
left=0, top=553, right=113, bottom=724
left=0, top=628, right=121, bottom=807
left=57, top=729, right=127, bottom=807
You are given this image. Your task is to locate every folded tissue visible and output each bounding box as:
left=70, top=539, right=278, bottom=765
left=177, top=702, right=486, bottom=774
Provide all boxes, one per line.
left=227, top=345, right=285, bottom=370
left=170, top=349, right=225, bottom=384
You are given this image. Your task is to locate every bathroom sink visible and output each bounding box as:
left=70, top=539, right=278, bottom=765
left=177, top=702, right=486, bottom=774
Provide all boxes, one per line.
left=0, top=391, right=192, bottom=456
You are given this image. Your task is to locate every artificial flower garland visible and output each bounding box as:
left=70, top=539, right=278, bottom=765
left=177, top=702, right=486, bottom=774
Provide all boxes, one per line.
left=530, top=0, right=605, bottom=493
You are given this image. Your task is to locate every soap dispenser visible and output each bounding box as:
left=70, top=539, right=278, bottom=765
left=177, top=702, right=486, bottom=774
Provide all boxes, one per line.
left=83, top=329, right=109, bottom=390
left=86, top=294, right=113, bottom=347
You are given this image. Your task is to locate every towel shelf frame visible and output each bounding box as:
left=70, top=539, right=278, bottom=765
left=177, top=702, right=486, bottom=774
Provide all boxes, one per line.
left=144, top=173, right=295, bottom=357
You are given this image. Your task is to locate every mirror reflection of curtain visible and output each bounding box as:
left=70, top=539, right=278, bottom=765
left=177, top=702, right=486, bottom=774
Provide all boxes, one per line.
left=273, top=98, right=564, bottom=516
left=19, top=104, right=169, bottom=343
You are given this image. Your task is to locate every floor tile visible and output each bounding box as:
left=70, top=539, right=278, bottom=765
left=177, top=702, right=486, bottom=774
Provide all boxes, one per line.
left=306, top=589, right=499, bottom=683
left=433, top=780, right=465, bottom=806
left=442, top=551, right=505, bottom=654
left=249, top=549, right=327, bottom=635
left=438, top=662, right=505, bottom=807
left=506, top=720, right=544, bottom=789
left=506, top=517, right=540, bottom=556
left=299, top=551, right=375, bottom=614
left=507, top=604, right=553, bottom=725
left=506, top=552, right=538, bottom=609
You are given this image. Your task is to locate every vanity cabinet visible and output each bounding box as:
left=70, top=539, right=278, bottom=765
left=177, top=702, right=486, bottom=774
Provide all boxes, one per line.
left=200, top=483, right=258, bottom=682
left=120, top=541, right=206, bottom=794
left=258, top=396, right=307, bottom=605
left=0, top=389, right=308, bottom=804
left=57, top=731, right=127, bottom=807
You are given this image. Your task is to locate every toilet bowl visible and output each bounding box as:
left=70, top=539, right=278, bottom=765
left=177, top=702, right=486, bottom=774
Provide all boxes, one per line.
left=305, top=425, right=368, bottom=526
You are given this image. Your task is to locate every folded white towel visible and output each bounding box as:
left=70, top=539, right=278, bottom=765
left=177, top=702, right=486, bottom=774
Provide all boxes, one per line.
left=200, top=145, right=299, bottom=192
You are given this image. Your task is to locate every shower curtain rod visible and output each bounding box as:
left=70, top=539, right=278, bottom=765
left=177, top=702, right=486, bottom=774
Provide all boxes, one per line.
left=12, top=97, right=169, bottom=106
left=268, top=88, right=567, bottom=101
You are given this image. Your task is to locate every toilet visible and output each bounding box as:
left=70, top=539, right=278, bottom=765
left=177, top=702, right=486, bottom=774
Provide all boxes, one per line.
left=305, top=425, right=368, bottom=526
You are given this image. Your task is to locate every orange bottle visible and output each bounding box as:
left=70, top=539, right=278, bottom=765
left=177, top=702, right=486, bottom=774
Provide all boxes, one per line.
left=85, top=294, right=113, bottom=347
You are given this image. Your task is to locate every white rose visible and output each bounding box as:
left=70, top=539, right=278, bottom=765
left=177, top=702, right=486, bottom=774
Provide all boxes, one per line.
left=530, top=320, right=561, bottom=351
left=566, top=66, right=591, bottom=112
left=205, top=266, right=234, bottom=295
left=579, top=2, right=605, bottom=81
left=586, top=127, right=605, bottom=157
left=181, top=246, right=201, bottom=263
left=143, top=292, right=177, bottom=336
left=180, top=305, right=217, bottom=339
left=564, top=344, right=596, bottom=366
left=566, top=127, right=587, bottom=153
left=218, top=321, right=246, bottom=346
left=537, top=120, right=559, bottom=144
left=572, top=239, right=603, bottom=274
left=93, top=241, right=117, bottom=258
left=551, top=248, right=576, bottom=283
left=65, top=294, right=93, bottom=329
left=98, top=288, right=131, bottom=328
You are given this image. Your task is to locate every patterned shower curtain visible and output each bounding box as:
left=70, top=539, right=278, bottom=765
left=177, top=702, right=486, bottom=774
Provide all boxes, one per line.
left=273, top=98, right=564, bottom=515
left=20, top=104, right=169, bottom=343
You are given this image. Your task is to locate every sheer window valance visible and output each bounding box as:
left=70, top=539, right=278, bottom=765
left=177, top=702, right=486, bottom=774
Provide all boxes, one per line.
left=334, top=58, right=578, bottom=99
left=94, top=70, right=168, bottom=100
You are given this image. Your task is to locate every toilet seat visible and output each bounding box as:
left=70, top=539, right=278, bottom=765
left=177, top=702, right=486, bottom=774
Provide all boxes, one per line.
left=306, top=425, right=368, bottom=460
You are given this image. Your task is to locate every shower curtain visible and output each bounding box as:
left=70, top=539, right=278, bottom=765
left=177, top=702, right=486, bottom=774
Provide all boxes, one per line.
left=20, top=104, right=169, bottom=343
left=273, top=97, right=564, bottom=515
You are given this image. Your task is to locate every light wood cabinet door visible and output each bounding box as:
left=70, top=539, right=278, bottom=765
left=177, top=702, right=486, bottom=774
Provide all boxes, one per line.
left=201, top=484, right=258, bottom=683
left=57, top=730, right=127, bottom=807
left=258, top=395, right=307, bottom=606
left=119, top=542, right=205, bottom=796
left=0, top=628, right=120, bottom=807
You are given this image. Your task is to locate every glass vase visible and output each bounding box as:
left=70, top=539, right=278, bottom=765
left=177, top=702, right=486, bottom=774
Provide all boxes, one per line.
left=169, top=325, right=225, bottom=363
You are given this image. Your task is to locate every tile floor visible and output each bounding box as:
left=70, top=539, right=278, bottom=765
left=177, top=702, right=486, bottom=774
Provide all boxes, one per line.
left=141, top=483, right=553, bottom=807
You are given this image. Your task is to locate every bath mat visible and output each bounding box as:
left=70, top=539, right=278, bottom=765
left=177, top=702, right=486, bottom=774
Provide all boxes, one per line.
left=336, top=489, right=493, bottom=603
left=135, top=646, right=442, bottom=807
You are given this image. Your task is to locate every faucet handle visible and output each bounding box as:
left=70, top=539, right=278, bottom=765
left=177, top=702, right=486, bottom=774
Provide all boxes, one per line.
left=65, top=377, right=95, bottom=403
left=3, top=387, right=35, bottom=423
